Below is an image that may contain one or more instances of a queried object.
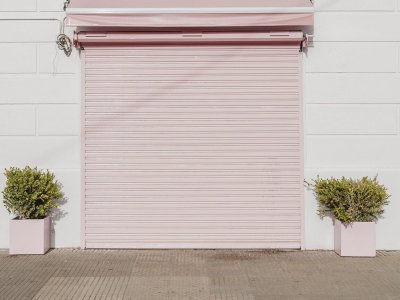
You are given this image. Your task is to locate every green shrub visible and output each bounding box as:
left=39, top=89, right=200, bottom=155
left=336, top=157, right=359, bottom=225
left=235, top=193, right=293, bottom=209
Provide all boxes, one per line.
left=2, top=167, right=64, bottom=219
left=305, top=176, right=390, bottom=224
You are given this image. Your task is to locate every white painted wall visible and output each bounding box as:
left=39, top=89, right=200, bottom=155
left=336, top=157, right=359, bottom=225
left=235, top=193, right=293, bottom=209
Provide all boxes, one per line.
left=304, top=0, right=400, bottom=250
left=0, top=0, right=81, bottom=248
left=0, top=0, right=399, bottom=250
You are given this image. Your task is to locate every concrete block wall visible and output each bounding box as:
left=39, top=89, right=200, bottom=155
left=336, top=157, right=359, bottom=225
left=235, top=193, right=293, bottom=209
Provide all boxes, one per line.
left=304, top=0, right=400, bottom=249
left=0, top=0, right=81, bottom=248
left=0, top=0, right=400, bottom=249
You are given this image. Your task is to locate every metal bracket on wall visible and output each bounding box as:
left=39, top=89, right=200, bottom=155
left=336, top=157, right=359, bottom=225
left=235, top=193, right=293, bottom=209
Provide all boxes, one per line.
left=64, top=0, right=71, bottom=11
left=73, top=32, right=85, bottom=51
left=305, top=34, right=314, bottom=47
left=300, top=34, right=313, bottom=52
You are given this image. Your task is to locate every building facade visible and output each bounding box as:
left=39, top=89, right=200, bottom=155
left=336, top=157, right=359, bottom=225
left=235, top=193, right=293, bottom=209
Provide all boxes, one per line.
left=1, top=0, right=400, bottom=250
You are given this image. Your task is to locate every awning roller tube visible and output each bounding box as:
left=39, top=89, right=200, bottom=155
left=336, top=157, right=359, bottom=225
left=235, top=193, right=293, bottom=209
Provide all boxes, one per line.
left=74, top=31, right=305, bottom=48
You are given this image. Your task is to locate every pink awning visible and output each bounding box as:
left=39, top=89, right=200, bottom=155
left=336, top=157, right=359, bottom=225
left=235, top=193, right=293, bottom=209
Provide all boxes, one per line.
left=66, top=0, right=314, bottom=28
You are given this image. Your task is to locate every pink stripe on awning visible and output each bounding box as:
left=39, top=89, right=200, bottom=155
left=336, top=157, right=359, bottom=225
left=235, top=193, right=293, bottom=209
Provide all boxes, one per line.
left=67, top=0, right=313, bottom=10
left=67, top=13, right=313, bottom=28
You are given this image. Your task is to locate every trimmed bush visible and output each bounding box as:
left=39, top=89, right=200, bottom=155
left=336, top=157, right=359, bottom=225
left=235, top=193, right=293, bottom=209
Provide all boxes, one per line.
left=2, top=167, right=64, bottom=219
left=305, top=176, right=390, bottom=225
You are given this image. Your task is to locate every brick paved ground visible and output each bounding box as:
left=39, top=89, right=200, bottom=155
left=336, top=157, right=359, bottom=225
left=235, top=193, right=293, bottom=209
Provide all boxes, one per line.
left=0, top=249, right=400, bottom=300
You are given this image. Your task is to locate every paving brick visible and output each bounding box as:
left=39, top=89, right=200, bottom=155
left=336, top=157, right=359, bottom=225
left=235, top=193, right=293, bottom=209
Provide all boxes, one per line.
left=0, top=250, right=400, bottom=299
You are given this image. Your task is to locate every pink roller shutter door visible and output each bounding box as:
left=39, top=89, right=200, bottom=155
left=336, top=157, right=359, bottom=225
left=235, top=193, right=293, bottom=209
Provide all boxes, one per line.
left=82, top=33, right=304, bottom=249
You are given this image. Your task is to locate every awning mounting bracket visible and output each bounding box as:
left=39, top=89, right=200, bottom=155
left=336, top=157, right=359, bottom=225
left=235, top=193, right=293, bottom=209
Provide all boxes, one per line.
left=63, top=0, right=70, bottom=11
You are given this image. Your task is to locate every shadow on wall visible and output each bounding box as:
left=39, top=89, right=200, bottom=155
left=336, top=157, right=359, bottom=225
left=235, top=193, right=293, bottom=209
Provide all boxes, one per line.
left=50, top=189, right=68, bottom=248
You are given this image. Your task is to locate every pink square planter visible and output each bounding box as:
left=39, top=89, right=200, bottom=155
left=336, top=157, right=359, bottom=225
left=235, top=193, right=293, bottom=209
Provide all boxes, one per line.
left=9, top=217, right=51, bottom=255
left=334, top=220, right=376, bottom=257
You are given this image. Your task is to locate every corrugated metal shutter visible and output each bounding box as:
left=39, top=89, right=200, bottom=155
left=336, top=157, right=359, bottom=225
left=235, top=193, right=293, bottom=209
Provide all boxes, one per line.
left=82, top=38, right=303, bottom=249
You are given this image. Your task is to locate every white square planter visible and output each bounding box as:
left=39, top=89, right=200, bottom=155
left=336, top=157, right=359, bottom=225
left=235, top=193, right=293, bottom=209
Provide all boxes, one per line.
left=334, top=220, right=376, bottom=257
left=9, top=216, right=51, bottom=255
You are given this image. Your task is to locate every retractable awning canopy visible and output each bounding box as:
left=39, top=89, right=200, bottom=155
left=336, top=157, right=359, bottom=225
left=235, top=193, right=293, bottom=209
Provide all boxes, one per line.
left=66, top=0, right=314, bottom=28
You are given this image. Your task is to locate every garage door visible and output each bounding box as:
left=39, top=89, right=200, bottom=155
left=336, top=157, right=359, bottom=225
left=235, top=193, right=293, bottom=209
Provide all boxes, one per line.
left=81, top=32, right=304, bottom=249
